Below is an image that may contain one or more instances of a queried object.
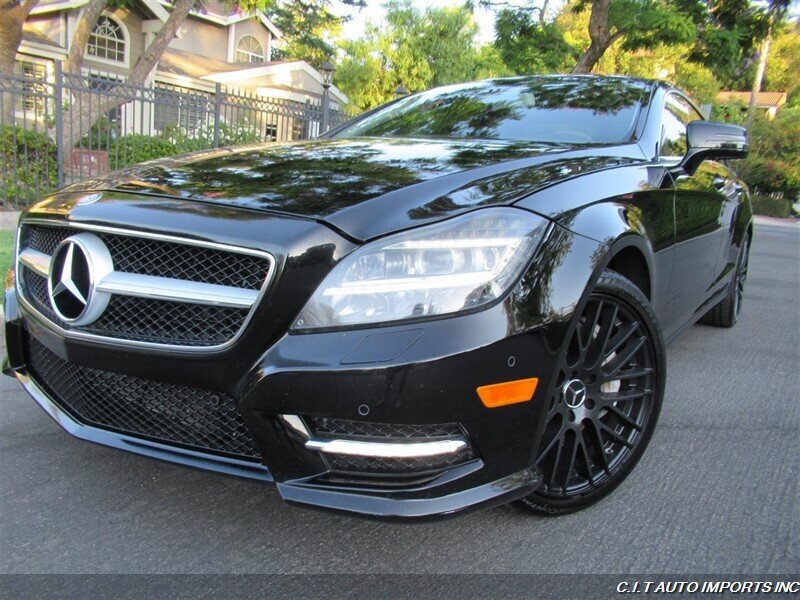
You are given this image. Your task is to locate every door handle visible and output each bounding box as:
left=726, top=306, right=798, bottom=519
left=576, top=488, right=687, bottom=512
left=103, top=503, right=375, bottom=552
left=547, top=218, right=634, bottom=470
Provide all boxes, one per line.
left=713, top=177, right=727, bottom=190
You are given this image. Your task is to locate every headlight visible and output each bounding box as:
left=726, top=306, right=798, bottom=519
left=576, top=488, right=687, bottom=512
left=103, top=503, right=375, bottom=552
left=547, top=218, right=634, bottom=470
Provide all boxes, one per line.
left=293, top=208, right=548, bottom=330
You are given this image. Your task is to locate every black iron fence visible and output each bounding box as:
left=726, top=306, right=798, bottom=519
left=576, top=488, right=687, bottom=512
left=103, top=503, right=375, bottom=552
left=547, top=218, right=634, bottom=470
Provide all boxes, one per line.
left=0, top=62, right=354, bottom=209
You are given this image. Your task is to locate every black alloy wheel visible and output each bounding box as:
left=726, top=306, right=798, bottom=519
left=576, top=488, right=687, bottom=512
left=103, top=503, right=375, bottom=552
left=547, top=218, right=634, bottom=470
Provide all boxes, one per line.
left=520, top=270, right=665, bottom=515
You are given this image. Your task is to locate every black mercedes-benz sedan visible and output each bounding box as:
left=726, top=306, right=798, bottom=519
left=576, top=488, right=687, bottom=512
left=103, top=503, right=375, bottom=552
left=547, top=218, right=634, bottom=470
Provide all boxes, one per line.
left=3, top=75, right=751, bottom=519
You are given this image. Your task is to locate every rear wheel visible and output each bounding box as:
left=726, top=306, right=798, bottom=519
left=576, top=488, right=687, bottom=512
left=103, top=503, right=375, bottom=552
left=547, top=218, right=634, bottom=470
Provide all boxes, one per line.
left=699, top=237, right=750, bottom=328
left=519, top=271, right=665, bottom=515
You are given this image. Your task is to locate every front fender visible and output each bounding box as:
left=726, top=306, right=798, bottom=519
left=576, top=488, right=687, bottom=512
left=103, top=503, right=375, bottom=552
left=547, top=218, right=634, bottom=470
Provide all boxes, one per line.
left=516, top=164, right=675, bottom=325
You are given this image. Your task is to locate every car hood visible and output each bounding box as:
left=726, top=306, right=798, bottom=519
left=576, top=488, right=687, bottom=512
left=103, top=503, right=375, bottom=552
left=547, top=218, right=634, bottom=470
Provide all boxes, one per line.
left=59, top=137, right=641, bottom=240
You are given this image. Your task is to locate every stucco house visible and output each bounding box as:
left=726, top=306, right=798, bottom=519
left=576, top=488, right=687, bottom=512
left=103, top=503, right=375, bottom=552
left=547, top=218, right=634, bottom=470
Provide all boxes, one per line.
left=15, top=0, right=348, bottom=136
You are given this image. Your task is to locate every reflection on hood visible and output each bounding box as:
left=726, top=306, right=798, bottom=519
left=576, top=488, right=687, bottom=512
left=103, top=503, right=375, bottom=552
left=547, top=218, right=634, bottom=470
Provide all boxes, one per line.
left=58, top=136, right=639, bottom=240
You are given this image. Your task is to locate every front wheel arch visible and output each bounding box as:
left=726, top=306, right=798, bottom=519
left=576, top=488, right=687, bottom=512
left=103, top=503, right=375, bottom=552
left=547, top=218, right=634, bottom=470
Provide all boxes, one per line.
left=520, top=269, right=666, bottom=514
left=606, top=244, right=651, bottom=301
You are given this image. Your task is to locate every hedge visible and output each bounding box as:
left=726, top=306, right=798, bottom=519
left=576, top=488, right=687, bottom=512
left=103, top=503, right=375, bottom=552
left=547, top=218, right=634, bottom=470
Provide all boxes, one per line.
left=750, top=194, right=794, bottom=219
left=84, top=122, right=263, bottom=171
left=106, top=134, right=180, bottom=170
left=0, top=125, right=58, bottom=208
left=1, top=120, right=264, bottom=208
left=735, top=156, right=800, bottom=198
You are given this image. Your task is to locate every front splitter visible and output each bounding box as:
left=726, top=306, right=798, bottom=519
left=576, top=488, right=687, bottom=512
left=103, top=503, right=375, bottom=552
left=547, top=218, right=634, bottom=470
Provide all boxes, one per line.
left=278, top=467, right=542, bottom=521
left=13, top=369, right=543, bottom=520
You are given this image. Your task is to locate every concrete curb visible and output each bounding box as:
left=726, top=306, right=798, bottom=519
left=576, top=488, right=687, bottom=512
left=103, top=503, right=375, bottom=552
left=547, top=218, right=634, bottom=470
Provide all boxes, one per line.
left=753, top=215, right=799, bottom=229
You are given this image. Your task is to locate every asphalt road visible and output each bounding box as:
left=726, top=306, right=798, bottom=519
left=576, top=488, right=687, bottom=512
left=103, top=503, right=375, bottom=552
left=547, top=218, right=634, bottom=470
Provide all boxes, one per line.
left=1, top=218, right=797, bottom=575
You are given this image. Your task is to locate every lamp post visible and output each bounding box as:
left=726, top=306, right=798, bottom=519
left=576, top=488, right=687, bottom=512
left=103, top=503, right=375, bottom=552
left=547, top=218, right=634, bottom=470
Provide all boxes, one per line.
left=320, top=60, right=335, bottom=133
left=394, top=85, right=409, bottom=100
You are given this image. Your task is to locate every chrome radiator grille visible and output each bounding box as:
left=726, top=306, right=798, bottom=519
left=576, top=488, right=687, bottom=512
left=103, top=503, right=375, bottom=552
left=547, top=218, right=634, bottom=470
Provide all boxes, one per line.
left=16, top=222, right=274, bottom=348
left=98, top=234, right=271, bottom=289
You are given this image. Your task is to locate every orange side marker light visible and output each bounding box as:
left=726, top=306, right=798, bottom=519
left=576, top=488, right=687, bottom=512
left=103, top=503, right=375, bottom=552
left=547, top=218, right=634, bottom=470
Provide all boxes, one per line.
left=476, top=377, right=538, bottom=408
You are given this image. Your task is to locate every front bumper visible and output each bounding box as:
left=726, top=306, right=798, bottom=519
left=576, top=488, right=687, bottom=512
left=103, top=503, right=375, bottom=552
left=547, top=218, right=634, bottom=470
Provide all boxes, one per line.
left=4, top=198, right=602, bottom=520
left=9, top=369, right=542, bottom=519
left=4, top=285, right=553, bottom=520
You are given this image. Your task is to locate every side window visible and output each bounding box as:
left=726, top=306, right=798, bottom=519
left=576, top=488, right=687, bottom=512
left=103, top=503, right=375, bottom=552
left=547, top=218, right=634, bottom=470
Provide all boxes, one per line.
left=660, top=107, right=687, bottom=159
left=660, top=93, right=704, bottom=160
left=669, top=93, right=704, bottom=124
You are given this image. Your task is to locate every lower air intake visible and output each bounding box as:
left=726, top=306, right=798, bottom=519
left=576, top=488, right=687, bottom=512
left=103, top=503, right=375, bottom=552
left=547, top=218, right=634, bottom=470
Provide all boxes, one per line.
left=26, top=337, right=261, bottom=461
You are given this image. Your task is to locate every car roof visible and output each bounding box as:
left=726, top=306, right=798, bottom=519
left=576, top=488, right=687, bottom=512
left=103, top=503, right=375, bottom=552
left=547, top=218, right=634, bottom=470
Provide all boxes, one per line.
left=473, top=73, right=662, bottom=89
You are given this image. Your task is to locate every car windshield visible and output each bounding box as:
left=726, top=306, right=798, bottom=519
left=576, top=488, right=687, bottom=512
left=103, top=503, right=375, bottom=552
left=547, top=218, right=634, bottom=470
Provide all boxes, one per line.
left=335, top=77, right=651, bottom=145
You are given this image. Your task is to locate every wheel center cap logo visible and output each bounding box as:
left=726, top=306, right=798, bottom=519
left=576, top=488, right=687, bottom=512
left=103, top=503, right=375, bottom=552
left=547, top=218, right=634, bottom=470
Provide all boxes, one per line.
left=562, top=378, right=587, bottom=409
left=47, top=233, right=113, bottom=326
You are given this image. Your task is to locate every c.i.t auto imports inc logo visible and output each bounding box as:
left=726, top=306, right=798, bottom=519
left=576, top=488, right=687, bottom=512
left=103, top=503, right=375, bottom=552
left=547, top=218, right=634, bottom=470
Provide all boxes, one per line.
left=616, top=580, right=799, bottom=594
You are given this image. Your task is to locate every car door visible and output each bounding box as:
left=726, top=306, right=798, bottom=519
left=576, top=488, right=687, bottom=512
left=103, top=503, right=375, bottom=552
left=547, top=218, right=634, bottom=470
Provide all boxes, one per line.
left=709, top=164, right=747, bottom=291
left=661, top=93, right=732, bottom=333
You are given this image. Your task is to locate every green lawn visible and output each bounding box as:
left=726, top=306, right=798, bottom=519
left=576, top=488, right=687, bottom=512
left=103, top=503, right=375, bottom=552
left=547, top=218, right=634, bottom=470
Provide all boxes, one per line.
left=0, top=230, right=15, bottom=274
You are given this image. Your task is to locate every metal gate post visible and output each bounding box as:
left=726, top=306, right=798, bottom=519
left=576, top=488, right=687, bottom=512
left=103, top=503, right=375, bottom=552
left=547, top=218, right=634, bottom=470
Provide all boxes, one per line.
left=54, top=61, right=65, bottom=188
left=213, top=83, right=222, bottom=147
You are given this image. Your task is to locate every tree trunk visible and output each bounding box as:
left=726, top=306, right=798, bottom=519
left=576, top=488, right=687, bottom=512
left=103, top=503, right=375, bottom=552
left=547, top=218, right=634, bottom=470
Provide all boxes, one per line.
left=572, top=42, right=609, bottom=74
left=0, top=0, right=40, bottom=124
left=64, top=0, right=194, bottom=148
left=538, top=0, right=549, bottom=25
left=746, top=24, right=772, bottom=128
left=572, top=0, right=616, bottom=74
left=63, top=0, right=107, bottom=75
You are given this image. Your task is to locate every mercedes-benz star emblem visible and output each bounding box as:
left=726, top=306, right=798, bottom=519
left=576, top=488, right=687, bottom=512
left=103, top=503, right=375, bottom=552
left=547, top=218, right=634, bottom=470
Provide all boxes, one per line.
left=50, top=242, right=89, bottom=317
left=48, top=233, right=113, bottom=325
left=562, top=378, right=587, bottom=409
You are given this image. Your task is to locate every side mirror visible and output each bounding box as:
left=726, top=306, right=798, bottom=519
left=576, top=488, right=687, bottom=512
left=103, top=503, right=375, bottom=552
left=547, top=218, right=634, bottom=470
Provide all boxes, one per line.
left=681, top=120, right=748, bottom=175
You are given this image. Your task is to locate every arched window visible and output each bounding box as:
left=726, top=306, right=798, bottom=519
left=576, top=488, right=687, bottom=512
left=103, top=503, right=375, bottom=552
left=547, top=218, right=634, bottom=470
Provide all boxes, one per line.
left=236, top=35, right=265, bottom=63
left=87, top=15, right=127, bottom=64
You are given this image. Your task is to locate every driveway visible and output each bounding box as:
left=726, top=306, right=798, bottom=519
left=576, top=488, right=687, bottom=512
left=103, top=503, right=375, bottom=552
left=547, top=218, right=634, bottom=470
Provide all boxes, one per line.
left=1, top=218, right=797, bottom=574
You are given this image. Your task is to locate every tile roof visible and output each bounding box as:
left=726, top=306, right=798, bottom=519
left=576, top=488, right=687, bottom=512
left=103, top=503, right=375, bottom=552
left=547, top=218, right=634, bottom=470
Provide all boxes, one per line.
left=717, top=91, right=788, bottom=107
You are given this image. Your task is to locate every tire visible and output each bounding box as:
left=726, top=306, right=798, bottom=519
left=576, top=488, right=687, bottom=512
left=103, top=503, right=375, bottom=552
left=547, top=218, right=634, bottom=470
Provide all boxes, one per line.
left=699, top=237, right=750, bottom=328
left=518, top=270, right=666, bottom=516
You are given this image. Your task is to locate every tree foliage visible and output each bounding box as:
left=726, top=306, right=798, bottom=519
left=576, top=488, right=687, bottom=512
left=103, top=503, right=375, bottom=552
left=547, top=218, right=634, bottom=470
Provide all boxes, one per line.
left=600, top=0, right=697, bottom=51
left=335, top=1, right=505, bottom=110
left=333, top=0, right=798, bottom=210
left=764, top=22, right=800, bottom=104
left=568, top=0, right=696, bottom=73
left=486, top=0, right=798, bottom=105
left=493, top=1, right=703, bottom=77
left=673, top=0, right=771, bottom=88
left=494, top=8, right=576, bottom=74
left=268, top=0, right=365, bottom=65
left=714, top=105, right=800, bottom=202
